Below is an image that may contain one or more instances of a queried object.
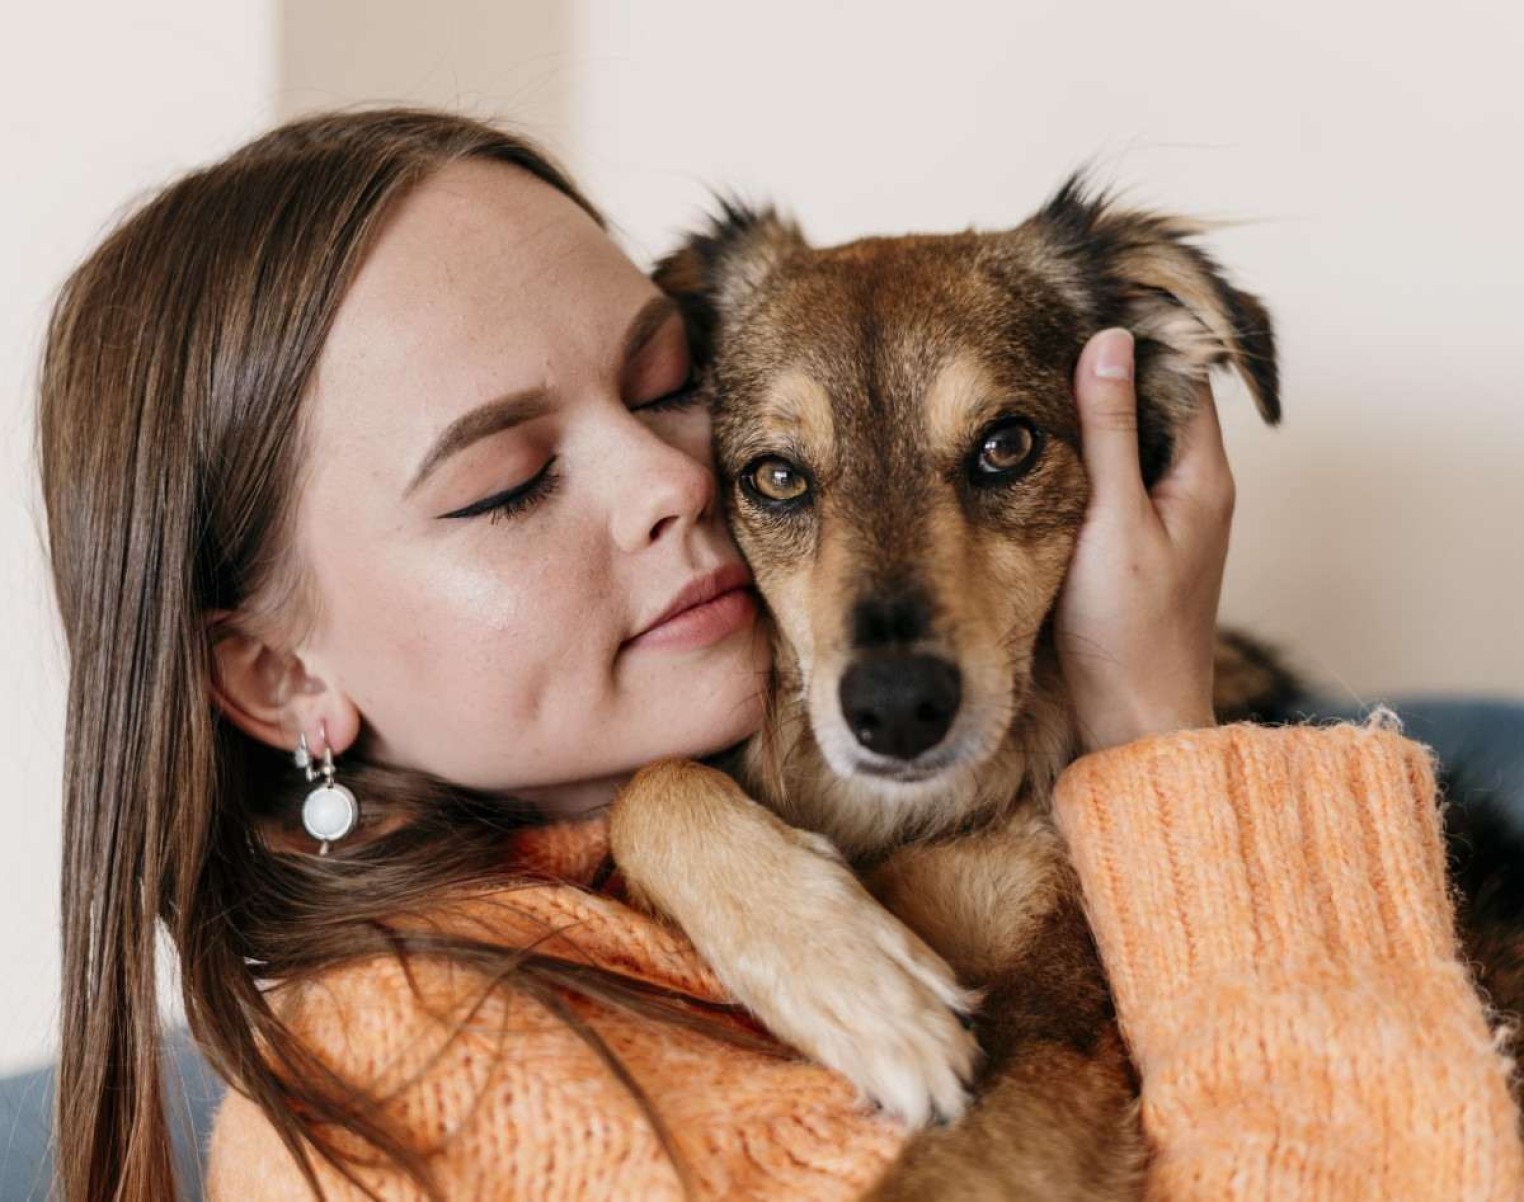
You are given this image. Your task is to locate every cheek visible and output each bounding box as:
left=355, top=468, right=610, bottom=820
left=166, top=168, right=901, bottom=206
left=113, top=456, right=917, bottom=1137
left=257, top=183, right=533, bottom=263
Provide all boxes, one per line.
left=958, top=457, right=1088, bottom=615
left=958, top=496, right=1084, bottom=657
left=303, top=517, right=618, bottom=773
left=969, top=535, right=1071, bottom=638
left=669, top=407, right=718, bottom=470
left=756, top=568, right=817, bottom=671
left=736, top=512, right=821, bottom=650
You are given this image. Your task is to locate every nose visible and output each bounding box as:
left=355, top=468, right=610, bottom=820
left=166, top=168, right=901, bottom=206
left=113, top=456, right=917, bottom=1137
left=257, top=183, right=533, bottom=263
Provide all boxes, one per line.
left=610, top=425, right=718, bottom=552
left=851, top=591, right=931, bottom=649
left=839, top=654, right=962, bottom=761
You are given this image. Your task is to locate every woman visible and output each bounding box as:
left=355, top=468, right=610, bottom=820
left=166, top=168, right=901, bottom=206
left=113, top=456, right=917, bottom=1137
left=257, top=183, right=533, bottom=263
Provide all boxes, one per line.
left=38, top=108, right=1522, bottom=1201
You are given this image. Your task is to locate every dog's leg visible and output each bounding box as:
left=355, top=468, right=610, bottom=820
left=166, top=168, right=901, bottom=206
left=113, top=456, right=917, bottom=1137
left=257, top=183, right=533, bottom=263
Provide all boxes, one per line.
left=608, top=758, right=981, bottom=1126
left=863, top=818, right=1146, bottom=1201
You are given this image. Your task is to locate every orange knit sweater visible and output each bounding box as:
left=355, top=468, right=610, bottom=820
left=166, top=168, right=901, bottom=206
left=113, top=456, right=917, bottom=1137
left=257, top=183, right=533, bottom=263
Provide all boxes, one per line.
left=207, top=721, right=1524, bottom=1200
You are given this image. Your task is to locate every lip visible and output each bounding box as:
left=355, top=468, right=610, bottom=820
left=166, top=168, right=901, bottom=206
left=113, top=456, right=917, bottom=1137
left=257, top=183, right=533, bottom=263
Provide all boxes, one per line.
left=845, top=737, right=965, bottom=782
left=856, top=759, right=947, bottom=783
left=624, top=562, right=757, bottom=652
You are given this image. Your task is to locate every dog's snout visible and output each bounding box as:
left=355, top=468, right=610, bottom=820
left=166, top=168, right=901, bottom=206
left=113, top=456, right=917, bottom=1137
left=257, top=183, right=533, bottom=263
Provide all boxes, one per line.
left=839, top=654, right=961, bottom=761
left=852, top=593, right=931, bottom=649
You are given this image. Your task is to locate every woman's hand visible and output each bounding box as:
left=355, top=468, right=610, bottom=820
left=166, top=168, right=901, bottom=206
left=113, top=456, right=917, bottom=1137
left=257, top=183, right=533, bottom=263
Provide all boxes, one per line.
left=1054, top=328, right=1234, bottom=754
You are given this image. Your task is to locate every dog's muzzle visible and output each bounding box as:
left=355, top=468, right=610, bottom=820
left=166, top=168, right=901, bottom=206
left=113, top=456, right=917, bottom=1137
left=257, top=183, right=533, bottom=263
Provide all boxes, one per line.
left=838, top=653, right=962, bottom=761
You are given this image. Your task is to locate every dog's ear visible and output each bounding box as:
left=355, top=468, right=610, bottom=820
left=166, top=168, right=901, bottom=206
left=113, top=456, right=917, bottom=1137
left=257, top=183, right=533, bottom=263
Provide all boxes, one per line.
left=1025, top=175, right=1280, bottom=485
left=653, top=199, right=808, bottom=365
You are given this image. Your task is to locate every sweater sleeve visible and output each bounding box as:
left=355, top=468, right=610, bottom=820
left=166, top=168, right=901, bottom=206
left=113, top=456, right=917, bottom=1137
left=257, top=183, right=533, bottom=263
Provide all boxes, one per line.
left=1050, top=718, right=1524, bottom=1201
left=202, top=884, right=903, bottom=1202
left=204, top=952, right=689, bottom=1202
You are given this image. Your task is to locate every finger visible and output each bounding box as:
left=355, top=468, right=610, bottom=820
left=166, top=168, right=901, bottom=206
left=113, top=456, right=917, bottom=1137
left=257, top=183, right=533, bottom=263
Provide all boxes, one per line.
left=1153, top=379, right=1228, bottom=496
left=1151, top=379, right=1235, bottom=533
left=1072, top=328, right=1149, bottom=511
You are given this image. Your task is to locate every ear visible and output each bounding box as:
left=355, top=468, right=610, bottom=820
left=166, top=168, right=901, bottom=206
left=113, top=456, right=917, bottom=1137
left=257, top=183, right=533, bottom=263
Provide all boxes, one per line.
left=1026, top=175, right=1280, bottom=485
left=207, top=612, right=361, bottom=757
left=653, top=197, right=808, bottom=364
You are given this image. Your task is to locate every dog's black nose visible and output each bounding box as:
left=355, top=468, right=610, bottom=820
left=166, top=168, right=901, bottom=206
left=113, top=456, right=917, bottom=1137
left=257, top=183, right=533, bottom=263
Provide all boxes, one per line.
left=839, top=654, right=962, bottom=761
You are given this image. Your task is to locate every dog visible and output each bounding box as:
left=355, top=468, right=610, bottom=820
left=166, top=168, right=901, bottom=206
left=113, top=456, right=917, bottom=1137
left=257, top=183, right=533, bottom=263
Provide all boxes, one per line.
left=608, top=177, right=1524, bottom=1200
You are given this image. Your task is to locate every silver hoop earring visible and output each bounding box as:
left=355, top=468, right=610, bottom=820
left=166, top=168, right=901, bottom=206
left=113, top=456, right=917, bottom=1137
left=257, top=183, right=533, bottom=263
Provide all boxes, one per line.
left=296, top=723, right=359, bottom=855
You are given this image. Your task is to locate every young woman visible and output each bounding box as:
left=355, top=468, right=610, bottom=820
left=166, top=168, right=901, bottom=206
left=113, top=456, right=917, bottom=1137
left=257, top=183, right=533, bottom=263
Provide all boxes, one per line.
left=38, top=108, right=1523, bottom=1202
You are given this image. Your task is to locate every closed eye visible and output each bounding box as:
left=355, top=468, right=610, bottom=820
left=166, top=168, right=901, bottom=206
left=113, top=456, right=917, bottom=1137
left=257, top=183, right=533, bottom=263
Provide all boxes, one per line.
left=438, top=456, right=561, bottom=522
left=632, top=375, right=704, bottom=414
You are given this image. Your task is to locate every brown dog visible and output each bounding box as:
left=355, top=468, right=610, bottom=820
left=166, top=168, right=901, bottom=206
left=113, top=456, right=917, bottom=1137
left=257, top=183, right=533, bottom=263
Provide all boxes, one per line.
left=609, top=178, right=1295, bottom=1200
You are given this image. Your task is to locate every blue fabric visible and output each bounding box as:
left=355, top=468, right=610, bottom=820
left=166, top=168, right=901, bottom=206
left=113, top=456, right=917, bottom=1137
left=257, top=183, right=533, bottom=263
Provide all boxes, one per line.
left=4, top=692, right=1520, bottom=1197
left=1283, top=693, right=1524, bottom=822
left=0, top=1028, right=222, bottom=1202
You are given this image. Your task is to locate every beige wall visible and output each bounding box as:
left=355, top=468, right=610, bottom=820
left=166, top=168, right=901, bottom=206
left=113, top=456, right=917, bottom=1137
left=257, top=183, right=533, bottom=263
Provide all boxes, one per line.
left=3, top=0, right=1520, bottom=1074
left=0, top=1, right=274, bottom=1075
left=278, top=0, right=572, bottom=135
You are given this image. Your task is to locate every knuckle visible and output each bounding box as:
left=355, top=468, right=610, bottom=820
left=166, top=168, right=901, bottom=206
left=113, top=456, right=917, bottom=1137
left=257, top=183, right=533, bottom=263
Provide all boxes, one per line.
left=1090, top=407, right=1140, bottom=435
left=1215, top=475, right=1237, bottom=518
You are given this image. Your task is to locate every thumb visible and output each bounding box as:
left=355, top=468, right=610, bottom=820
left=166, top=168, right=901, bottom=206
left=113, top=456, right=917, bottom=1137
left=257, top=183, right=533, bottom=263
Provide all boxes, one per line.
left=1073, top=328, right=1149, bottom=511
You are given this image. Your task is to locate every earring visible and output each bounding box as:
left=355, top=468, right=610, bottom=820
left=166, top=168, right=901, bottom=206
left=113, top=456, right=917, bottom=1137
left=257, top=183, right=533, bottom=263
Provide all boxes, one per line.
left=296, top=722, right=359, bottom=855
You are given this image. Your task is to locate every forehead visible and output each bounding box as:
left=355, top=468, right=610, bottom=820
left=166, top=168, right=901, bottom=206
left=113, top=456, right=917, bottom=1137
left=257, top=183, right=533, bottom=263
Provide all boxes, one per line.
left=325, top=158, right=635, bottom=375
left=714, top=233, right=1083, bottom=455
left=306, top=159, right=650, bottom=477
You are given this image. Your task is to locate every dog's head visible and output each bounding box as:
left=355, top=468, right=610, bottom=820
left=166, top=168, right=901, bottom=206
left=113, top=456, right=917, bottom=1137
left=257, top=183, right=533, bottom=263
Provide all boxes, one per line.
left=658, top=177, right=1278, bottom=822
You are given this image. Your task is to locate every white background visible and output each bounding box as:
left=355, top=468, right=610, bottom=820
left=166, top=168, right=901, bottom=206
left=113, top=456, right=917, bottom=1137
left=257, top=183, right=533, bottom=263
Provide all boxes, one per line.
left=3, top=0, right=1520, bottom=1073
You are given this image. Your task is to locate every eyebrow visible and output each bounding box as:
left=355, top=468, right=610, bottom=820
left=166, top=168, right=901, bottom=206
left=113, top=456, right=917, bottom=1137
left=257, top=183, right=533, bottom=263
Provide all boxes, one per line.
left=404, top=294, right=681, bottom=497
left=619, top=293, right=680, bottom=370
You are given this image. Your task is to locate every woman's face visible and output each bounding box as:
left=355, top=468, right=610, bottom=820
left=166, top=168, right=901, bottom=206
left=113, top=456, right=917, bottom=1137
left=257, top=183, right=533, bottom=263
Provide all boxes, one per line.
left=288, top=159, right=765, bottom=810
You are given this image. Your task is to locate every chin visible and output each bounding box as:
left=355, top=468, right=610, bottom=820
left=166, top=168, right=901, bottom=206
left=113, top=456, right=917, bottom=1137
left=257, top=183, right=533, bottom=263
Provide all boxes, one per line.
left=637, top=636, right=768, bottom=749
left=682, top=684, right=767, bottom=761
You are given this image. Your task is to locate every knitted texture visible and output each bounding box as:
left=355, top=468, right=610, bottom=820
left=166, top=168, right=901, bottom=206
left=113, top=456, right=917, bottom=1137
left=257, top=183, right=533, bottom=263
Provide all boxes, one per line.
left=208, top=724, right=1524, bottom=1199
left=206, top=818, right=904, bottom=1201
left=1051, top=720, right=1524, bottom=1201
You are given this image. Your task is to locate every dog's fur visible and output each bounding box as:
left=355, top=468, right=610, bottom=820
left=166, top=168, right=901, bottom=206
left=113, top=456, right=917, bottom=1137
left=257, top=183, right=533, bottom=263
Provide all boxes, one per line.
left=608, top=179, right=1524, bottom=1200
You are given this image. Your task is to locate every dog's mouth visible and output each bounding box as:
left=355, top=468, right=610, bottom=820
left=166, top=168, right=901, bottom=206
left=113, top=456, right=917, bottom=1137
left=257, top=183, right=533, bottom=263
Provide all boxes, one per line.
left=852, top=753, right=963, bottom=784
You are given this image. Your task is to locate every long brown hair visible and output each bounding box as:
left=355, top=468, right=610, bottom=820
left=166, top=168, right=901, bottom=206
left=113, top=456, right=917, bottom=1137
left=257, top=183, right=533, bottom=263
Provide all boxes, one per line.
left=38, top=108, right=742, bottom=1202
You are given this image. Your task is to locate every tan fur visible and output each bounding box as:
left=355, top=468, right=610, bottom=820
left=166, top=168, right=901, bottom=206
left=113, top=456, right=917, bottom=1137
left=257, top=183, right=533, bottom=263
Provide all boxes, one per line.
left=922, top=356, right=993, bottom=452
left=613, top=180, right=1289, bottom=1198
left=610, top=758, right=981, bottom=1125
left=757, top=370, right=840, bottom=467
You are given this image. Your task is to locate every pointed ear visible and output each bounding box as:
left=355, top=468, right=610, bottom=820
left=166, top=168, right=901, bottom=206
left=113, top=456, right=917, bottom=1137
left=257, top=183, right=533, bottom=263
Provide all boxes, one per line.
left=653, top=198, right=808, bottom=364
left=1026, top=175, right=1280, bottom=483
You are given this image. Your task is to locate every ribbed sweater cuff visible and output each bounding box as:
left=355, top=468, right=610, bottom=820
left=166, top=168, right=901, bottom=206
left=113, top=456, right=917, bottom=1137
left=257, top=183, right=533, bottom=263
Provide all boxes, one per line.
left=1052, top=720, right=1524, bottom=1199
left=1052, top=720, right=1459, bottom=1002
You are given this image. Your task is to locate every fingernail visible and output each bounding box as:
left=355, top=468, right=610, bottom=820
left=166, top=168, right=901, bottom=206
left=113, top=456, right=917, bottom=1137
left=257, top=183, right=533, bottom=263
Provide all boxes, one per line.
left=1092, top=328, right=1134, bottom=381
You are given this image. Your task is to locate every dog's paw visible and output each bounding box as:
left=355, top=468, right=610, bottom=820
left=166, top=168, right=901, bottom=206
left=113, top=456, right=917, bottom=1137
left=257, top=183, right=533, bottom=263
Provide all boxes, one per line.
left=609, top=760, right=979, bottom=1126
left=709, top=827, right=981, bottom=1127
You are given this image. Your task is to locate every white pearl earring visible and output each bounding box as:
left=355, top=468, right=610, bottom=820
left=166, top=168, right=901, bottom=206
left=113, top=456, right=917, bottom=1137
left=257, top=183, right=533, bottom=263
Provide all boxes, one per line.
left=296, top=723, right=359, bottom=855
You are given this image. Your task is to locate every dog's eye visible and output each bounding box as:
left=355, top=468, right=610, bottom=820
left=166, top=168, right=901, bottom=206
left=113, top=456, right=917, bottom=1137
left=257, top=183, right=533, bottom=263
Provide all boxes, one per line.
left=972, top=418, right=1041, bottom=482
left=741, top=456, right=811, bottom=504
